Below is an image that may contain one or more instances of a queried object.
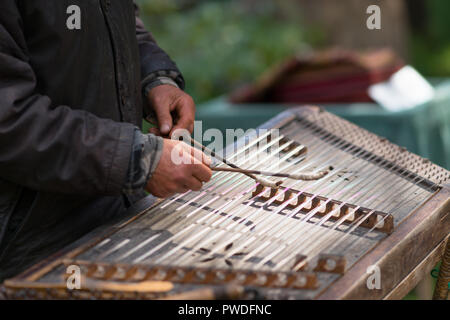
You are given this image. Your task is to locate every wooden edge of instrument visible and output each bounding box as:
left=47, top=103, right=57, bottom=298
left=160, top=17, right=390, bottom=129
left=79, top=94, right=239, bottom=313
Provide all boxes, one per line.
left=316, top=186, right=450, bottom=300
left=158, top=285, right=245, bottom=300
left=60, top=259, right=319, bottom=290
left=383, top=235, right=448, bottom=300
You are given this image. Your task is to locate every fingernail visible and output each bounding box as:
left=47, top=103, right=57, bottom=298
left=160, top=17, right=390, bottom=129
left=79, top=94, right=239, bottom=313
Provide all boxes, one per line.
left=204, top=156, right=212, bottom=166
left=161, top=124, right=170, bottom=134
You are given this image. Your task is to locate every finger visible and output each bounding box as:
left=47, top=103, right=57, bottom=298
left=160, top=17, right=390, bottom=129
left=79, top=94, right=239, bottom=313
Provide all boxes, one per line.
left=185, top=176, right=203, bottom=191
left=176, top=144, right=195, bottom=165
left=180, top=143, right=211, bottom=166
left=171, top=183, right=189, bottom=195
left=192, top=148, right=211, bottom=166
left=202, top=153, right=212, bottom=166
left=148, top=185, right=172, bottom=199
left=179, top=186, right=190, bottom=194
left=155, top=191, right=173, bottom=198
left=153, top=99, right=173, bottom=135
left=170, top=96, right=195, bottom=135
left=191, top=163, right=212, bottom=183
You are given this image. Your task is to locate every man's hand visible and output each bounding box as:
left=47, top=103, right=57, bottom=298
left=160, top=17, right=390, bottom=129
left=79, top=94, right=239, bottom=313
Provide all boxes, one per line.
left=146, top=139, right=212, bottom=198
left=147, top=84, right=195, bottom=137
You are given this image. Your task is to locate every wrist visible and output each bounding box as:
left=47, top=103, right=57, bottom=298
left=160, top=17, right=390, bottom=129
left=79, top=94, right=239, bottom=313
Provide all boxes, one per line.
left=122, top=130, right=164, bottom=195
left=144, top=76, right=180, bottom=98
left=141, top=70, right=183, bottom=97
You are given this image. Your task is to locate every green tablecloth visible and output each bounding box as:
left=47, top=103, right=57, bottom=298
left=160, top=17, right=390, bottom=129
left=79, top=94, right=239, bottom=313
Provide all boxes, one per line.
left=196, top=80, right=450, bottom=169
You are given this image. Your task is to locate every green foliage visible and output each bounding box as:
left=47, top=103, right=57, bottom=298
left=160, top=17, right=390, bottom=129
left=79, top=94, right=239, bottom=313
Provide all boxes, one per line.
left=411, top=40, right=450, bottom=77
left=136, top=0, right=450, bottom=102
left=427, top=0, right=450, bottom=45
left=137, top=0, right=306, bottom=103
left=411, top=0, right=450, bottom=77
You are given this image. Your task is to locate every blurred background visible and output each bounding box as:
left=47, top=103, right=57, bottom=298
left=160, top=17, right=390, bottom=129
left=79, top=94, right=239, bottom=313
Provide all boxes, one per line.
left=137, top=0, right=450, bottom=103
left=137, top=0, right=450, bottom=167
left=136, top=0, right=449, bottom=300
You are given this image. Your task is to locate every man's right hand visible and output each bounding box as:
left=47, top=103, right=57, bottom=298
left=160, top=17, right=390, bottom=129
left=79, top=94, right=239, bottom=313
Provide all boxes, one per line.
left=146, top=139, right=212, bottom=198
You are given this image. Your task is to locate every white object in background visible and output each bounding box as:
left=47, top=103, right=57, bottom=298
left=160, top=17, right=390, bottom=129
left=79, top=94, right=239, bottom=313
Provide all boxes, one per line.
left=368, top=65, right=435, bottom=112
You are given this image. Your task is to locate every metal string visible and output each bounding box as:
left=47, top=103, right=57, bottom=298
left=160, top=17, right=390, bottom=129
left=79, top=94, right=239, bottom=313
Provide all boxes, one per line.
left=129, top=124, right=322, bottom=263
left=151, top=127, right=354, bottom=265
left=151, top=144, right=314, bottom=265
left=228, top=142, right=389, bottom=270
left=100, top=119, right=430, bottom=274
left=277, top=151, right=433, bottom=271
left=167, top=132, right=368, bottom=267
left=274, top=160, right=424, bottom=271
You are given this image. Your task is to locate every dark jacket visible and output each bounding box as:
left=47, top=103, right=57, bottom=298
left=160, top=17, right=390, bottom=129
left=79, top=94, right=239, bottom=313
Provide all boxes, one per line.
left=0, top=0, right=183, bottom=281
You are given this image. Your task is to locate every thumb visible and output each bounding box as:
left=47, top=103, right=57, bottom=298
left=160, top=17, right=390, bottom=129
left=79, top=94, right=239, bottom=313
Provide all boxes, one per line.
left=154, top=103, right=173, bottom=136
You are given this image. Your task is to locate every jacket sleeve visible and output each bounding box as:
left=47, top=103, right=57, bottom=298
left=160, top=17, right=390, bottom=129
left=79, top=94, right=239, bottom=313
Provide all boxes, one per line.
left=0, top=4, right=136, bottom=196
left=134, top=2, right=185, bottom=90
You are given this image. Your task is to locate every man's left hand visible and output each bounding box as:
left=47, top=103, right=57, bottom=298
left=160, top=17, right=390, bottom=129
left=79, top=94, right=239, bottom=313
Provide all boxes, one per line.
left=147, top=84, right=195, bottom=137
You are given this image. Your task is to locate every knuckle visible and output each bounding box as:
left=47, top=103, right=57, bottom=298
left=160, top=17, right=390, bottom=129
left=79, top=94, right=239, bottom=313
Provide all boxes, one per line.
left=173, top=172, right=186, bottom=185
left=180, top=96, right=195, bottom=112
left=181, top=94, right=194, bottom=105
left=153, top=95, right=164, bottom=107
left=168, top=183, right=180, bottom=193
left=174, top=167, right=191, bottom=183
